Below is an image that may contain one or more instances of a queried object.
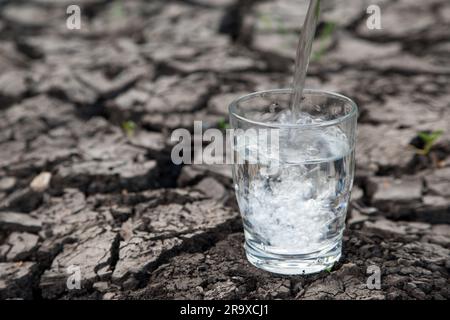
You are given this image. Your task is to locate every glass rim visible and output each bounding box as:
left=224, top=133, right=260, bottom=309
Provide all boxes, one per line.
left=228, top=88, right=358, bottom=129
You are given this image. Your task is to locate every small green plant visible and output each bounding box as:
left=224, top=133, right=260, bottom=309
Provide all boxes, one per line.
left=217, top=118, right=230, bottom=130
left=325, top=265, right=333, bottom=273
left=110, top=0, right=125, bottom=19
left=312, top=21, right=335, bottom=62
left=315, top=0, right=321, bottom=20
left=259, top=13, right=273, bottom=31
left=415, top=130, right=444, bottom=156
left=276, top=16, right=288, bottom=35
left=122, top=120, right=137, bottom=137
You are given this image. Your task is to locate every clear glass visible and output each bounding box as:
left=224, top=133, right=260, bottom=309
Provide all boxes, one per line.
left=229, top=89, right=358, bottom=275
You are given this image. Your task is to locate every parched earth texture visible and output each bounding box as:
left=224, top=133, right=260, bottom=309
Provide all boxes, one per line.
left=0, top=0, right=449, bottom=300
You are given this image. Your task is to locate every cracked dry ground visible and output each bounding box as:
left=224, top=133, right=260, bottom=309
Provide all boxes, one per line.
left=0, top=0, right=449, bottom=300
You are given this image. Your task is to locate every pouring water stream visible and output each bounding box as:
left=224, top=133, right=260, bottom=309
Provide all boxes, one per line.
left=289, top=0, right=321, bottom=120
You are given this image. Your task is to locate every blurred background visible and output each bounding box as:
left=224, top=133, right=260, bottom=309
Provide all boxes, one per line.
left=0, top=0, right=449, bottom=300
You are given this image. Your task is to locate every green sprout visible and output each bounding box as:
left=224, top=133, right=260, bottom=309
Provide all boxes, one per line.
left=312, top=21, right=335, bottom=62
left=122, top=120, right=137, bottom=137
left=110, top=0, right=125, bottom=19
left=217, top=118, right=230, bottom=130
left=415, top=130, right=444, bottom=156
left=259, top=13, right=273, bottom=31
left=315, top=0, right=321, bottom=20
left=276, top=17, right=288, bottom=35
left=325, top=265, right=333, bottom=273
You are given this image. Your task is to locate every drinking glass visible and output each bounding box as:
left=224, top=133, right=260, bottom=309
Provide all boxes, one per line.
left=229, top=89, right=358, bottom=275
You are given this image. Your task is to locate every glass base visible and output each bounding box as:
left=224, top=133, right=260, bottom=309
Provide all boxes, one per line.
left=245, top=240, right=342, bottom=275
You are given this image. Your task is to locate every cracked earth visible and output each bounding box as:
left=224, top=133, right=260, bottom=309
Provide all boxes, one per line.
left=0, top=0, right=449, bottom=300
